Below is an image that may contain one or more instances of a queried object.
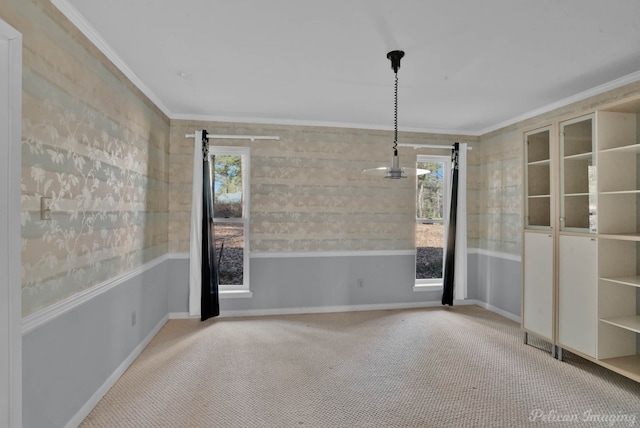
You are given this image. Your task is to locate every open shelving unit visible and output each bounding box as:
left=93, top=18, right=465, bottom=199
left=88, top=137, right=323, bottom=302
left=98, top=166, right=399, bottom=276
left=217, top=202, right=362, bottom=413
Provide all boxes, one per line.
left=596, top=108, right=640, bottom=382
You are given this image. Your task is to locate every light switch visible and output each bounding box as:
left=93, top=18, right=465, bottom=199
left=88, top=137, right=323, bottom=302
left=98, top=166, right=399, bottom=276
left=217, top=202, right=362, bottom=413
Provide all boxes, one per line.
left=41, top=196, right=52, bottom=221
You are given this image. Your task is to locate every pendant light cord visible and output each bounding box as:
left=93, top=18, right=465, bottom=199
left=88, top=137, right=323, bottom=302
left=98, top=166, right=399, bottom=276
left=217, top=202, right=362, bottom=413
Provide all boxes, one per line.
left=393, top=72, right=398, bottom=155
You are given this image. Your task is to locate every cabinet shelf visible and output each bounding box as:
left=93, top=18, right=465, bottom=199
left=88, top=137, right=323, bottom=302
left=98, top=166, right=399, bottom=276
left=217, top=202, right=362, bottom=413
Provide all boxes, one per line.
left=564, top=192, right=590, bottom=197
left=600, top=316, right=640, bottom=334
left=563, top=152, right=593, bottom=160
left=599, top=143, right=640, bottom=154
left=526, top=198, right=551, bottom=228
left=600, top=190, right=640, bottom=195
left=598, top=233, right=640, bottom=241
left=597, top=145, right=639, bottom=195
left=600, top=276, right=640, bottom=288
left=598, top=191, right=639, bottom=234
left=526, top=127, right=551, bottom=163
left=528, top=159, right=550, bottom=166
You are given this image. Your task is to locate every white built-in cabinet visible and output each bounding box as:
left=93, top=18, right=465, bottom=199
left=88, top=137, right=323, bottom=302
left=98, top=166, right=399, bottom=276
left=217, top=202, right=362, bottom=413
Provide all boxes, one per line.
left=522, top=102, right=640, bottom=383
left=556, top=114, right=598, bottom=359
left=558, top=235, right=597, bottom=357
left=523, top=232, right=554, bottom=340
left=523, top=126, right=554, bottom=344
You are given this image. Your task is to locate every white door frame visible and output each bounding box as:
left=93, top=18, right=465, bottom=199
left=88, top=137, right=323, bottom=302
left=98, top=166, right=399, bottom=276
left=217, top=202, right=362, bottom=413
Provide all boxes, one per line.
left=0, top=18, right=22, bottom=428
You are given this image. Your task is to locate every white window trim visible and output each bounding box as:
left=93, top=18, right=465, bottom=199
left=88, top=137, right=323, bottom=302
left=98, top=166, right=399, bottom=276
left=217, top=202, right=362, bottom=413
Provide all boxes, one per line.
left=414, top=154, right=451, bottom=290
left=412, top=283, right=443, bottom=292
left=210, top=146, right=251, bottom=294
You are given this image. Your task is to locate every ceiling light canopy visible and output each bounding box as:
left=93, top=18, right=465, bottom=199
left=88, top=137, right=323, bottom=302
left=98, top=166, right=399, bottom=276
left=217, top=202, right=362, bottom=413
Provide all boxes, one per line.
left=363, top=50, right=428, bottom=179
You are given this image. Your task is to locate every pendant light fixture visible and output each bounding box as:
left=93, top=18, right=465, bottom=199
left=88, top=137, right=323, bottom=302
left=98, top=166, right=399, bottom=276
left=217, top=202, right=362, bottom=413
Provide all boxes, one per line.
left=363, top=50, right=428, bottom=179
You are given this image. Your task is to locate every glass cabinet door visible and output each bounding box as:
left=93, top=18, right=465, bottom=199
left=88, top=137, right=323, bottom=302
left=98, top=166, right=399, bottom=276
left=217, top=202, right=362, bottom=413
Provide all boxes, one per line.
left=560, top=114, right=596, bottom=233
left=524, top=127, right=552, bottom=230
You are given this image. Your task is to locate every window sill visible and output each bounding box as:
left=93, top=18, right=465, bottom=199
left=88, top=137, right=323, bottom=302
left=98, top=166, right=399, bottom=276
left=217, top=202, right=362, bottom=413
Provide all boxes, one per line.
left=412, top=284, right=443, bottom=292
left=219, top=290, right=253, bottom=299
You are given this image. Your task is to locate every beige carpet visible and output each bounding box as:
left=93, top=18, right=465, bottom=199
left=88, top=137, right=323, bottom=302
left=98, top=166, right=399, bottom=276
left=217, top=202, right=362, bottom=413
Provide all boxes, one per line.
left=80, top=306, right=640, bottom=427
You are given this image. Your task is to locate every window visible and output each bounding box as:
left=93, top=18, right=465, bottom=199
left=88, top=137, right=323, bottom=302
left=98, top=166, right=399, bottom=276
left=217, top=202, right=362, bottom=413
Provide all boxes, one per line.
left=415, top=155, right=450, bottom=287
left=210, top=146, right=250, bottom=292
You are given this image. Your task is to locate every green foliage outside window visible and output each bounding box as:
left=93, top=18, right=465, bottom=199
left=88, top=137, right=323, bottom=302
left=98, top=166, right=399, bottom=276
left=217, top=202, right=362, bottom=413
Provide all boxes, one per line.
left=213, top=155, right=243, bottom=218
left=416, top=161, right=444, bottom=220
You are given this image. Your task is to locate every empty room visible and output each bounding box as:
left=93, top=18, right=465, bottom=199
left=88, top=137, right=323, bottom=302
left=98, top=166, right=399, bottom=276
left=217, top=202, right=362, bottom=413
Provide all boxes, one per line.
left=2, top=1, right=640, bottom=427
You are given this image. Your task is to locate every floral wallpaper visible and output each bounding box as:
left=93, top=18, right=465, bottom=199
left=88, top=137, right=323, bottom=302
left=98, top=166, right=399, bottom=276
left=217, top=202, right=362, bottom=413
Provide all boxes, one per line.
left=2, top=0, right=170, bottom=316
left=467, top=129, right=522, bottom=255
left=170, top=121, right=471, bottom=253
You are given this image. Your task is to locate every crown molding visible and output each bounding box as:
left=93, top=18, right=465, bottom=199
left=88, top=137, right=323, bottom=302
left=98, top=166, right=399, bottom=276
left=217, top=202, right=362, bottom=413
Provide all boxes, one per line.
left=170, top=113, right=475, bottom=136
left=50, top=0, right=173, bottom=118
left=479, top=69, right=640, bottom=135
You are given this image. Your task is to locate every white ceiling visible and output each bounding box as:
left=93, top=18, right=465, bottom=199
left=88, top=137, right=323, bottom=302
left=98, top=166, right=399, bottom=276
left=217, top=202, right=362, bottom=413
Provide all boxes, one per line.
left=57, top=0, right=640, bottom=135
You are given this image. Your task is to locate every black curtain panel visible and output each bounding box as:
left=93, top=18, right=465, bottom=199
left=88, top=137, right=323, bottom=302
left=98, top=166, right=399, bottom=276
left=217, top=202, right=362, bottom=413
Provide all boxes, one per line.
left=442, top=142, right=459, bottom=306
left=201, top=130, right=220, bottom=321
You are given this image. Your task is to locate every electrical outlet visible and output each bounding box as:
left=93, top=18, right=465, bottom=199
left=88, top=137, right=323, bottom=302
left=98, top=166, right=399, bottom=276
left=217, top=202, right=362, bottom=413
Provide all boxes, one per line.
left=357, top=278, right=364, bottom=288
left=41, top=196, right=52, bottom=220
left=131, top=311, right=136, bottom=326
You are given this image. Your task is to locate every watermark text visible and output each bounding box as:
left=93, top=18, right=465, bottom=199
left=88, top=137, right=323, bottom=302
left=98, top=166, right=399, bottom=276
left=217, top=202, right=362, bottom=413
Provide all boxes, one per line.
left=529, top=409, right=636, bottom=426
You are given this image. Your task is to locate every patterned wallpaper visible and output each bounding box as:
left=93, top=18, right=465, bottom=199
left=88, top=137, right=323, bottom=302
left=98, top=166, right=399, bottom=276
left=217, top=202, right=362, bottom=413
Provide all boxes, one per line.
left=170, top=121, right=472, bottom=253
left=1, top=0, right=170, bottom=316
left=467, top=130, right=522, bottom=255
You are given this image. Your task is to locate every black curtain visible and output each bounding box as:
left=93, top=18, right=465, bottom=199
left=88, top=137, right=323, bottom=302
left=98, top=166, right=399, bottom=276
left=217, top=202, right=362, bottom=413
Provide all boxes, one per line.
left=201, top=130, right=220, bottom=321
left=442, top=142, right=459, bottom=306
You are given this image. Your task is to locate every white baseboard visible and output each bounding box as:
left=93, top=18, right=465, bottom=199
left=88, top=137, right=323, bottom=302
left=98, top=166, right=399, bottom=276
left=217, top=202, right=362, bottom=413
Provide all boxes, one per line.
left=64, top=314, right=169, bottom=428
left=168, top=300, right=520, bottom=323
left=218, top=301, right=441, bottom=317
left=468, top=247, right=521, bottom=262
left=467, top=299, right=521, bottom=323
left=169, top=312, right=197, bottom=319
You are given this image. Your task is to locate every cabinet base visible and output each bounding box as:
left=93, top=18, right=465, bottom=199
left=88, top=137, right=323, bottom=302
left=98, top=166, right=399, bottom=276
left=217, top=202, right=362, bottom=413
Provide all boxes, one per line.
left=523, top=330, right=556, bottom=357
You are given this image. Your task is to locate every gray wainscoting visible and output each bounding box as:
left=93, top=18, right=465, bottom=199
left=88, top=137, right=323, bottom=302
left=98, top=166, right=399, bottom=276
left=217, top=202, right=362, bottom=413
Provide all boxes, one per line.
left=467, top=251, right=522, bottom=318
left=22, top=260, right=169, bottom=428
left=168, top=253, right=443, bottom=314
left=167, top=256, right=190, bottom=313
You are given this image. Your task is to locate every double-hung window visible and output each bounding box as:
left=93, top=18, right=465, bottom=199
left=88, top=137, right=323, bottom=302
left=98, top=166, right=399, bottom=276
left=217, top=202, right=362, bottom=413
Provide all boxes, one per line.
left=415, top=155, right=450, bottom=288
left=210, top=146, right=251, bottom=295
